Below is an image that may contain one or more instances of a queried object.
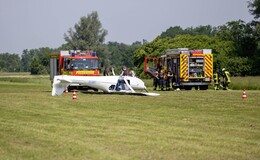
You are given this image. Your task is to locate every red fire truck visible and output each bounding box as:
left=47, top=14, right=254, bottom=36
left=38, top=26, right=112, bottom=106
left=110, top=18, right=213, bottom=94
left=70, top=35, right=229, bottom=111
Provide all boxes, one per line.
left=144, top=48, right=213, bottom=90
left=50, top=50, right=100, bottom=91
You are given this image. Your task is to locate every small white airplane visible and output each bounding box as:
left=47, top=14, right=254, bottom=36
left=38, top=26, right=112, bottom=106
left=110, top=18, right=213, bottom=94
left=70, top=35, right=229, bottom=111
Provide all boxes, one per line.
left=52, top=75, right=160, bottom=96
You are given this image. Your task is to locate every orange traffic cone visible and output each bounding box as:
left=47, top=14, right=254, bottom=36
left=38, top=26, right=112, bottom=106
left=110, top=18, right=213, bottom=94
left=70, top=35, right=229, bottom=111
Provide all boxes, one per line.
left=72, top=90, right=78, bottom=100
left=242, top=88, right=247, bottom=100
left=65, top=87, right=68, bottom=94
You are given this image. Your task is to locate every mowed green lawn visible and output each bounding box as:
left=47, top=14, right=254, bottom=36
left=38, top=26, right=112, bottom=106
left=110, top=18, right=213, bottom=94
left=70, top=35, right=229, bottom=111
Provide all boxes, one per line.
left=0, top=74, right=259, bottom=160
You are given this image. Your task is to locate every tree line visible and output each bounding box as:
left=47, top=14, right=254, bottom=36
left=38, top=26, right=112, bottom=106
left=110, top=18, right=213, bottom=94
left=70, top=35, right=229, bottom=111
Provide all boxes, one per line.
left=0, top=0, right=259, bottom=76
left=135, top=19, right=259, bottom=77
left=135, top=0, right=260, bottom=77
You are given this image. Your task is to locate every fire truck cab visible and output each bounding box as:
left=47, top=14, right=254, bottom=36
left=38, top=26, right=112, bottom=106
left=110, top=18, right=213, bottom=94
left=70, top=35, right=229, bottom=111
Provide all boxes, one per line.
left=50, top=50, right=100, bottom=91
left=144, top=48, right=213, bottom=90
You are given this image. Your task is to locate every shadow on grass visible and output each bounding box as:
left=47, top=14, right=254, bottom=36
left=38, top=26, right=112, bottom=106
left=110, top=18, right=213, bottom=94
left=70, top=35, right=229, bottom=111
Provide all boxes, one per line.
left=80, top=90, right=150, bottom=96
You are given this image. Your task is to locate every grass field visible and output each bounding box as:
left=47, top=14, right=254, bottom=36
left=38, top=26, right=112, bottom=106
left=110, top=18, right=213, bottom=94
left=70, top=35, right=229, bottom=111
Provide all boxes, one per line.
left=0, top=74, right=259, bottom=160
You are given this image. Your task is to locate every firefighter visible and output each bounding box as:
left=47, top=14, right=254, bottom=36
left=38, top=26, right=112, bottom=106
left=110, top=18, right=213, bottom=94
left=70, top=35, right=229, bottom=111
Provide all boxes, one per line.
left=213, top=69, right=220, bottom=90
left=158, top=70, right=165, bottom=91
left=166, top=70, right=173, bottom=90
left=172, top=72, right=177, bottom=90
left=222, top=68, right=231, bottom=90
left=153, top=71, right=159, bottom=90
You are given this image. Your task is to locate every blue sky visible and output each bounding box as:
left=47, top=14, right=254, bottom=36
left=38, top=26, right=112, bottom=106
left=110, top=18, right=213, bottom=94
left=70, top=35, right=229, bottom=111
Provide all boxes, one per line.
left=0, top=0, right=253, bottom=54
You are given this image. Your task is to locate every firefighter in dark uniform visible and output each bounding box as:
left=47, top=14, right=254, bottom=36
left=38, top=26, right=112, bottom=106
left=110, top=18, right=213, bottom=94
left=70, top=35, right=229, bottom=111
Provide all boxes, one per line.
left=222, top=68, right=231, bottom=90
left=213, top=69, right=220, bottom=90
left=166, top=70, right=173, bottom=90
left=158, top=70, right=165, bottom=91
left=153, top=71, right=159, bottom=90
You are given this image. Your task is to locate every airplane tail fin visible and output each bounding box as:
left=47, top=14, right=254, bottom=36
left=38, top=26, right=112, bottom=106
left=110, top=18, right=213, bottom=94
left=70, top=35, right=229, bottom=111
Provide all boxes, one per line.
left=52, top=76, right=71, bottom=96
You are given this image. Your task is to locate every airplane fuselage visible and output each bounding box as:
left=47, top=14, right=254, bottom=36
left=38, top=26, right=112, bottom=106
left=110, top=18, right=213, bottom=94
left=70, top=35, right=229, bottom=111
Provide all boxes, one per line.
left=52, top=75, right=146, bottom=96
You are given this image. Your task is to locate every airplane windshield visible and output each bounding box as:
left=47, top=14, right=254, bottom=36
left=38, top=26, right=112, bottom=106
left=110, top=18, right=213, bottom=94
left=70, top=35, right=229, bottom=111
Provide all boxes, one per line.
left=70, top=58, right=98, bottom=70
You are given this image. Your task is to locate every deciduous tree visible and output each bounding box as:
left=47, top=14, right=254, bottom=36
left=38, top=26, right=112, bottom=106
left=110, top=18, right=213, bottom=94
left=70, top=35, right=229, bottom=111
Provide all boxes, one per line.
left=0, top=53, right=20, bottom=72
left=64, top=11, right=108, bottom=50
left=248, top=0, right=260, bottom=19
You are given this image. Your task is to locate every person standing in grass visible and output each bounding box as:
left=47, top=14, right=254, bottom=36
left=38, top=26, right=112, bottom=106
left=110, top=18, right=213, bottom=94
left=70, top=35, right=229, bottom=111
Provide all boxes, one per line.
left=129, top=68, right=135, bottom=77
left=103, top=67, right=109, bottom=76
left=166, top=70, right=173, bottom=91
left=222, top=68, right=231, bottom=90
left=213, top=68, right=220, bottom=90
left=159, top=70, right=165, bottom=91
left=153, top=71, right=159, bottom=90
left=120, top=66, right=128, bottom=76
left=172, top=72, right=177, bottom=90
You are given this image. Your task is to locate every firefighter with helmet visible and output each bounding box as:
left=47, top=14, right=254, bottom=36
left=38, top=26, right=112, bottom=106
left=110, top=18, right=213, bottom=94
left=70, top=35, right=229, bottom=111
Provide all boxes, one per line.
left=222, top=68, right=231, bottom=90
left=213, top=68, right=220, bottom=90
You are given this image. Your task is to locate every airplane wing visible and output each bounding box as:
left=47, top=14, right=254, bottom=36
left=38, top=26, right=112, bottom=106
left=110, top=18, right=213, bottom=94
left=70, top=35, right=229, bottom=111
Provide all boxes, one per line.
left=57, top=78, right=72, bottom=83
left=108, top=92, right=160, bottom=96
left=139, top=92, right=160, bottom=96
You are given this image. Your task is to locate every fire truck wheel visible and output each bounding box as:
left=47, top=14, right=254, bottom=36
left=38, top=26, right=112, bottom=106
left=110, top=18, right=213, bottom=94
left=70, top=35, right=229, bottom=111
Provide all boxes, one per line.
left=200, top=85, right=208, bottom=90
left=184, top=86, right=192, bottom=90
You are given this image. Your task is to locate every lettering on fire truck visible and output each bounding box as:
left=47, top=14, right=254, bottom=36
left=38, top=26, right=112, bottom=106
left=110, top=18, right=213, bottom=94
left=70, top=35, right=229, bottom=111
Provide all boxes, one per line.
left=75, top=71, right=95, bottom=75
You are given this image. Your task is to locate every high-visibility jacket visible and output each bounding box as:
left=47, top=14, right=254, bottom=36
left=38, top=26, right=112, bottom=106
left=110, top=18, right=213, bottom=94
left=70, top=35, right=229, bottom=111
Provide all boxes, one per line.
left=223, top=71, right=231, bottom=83
left=213, top=72, right=220, bottom=84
